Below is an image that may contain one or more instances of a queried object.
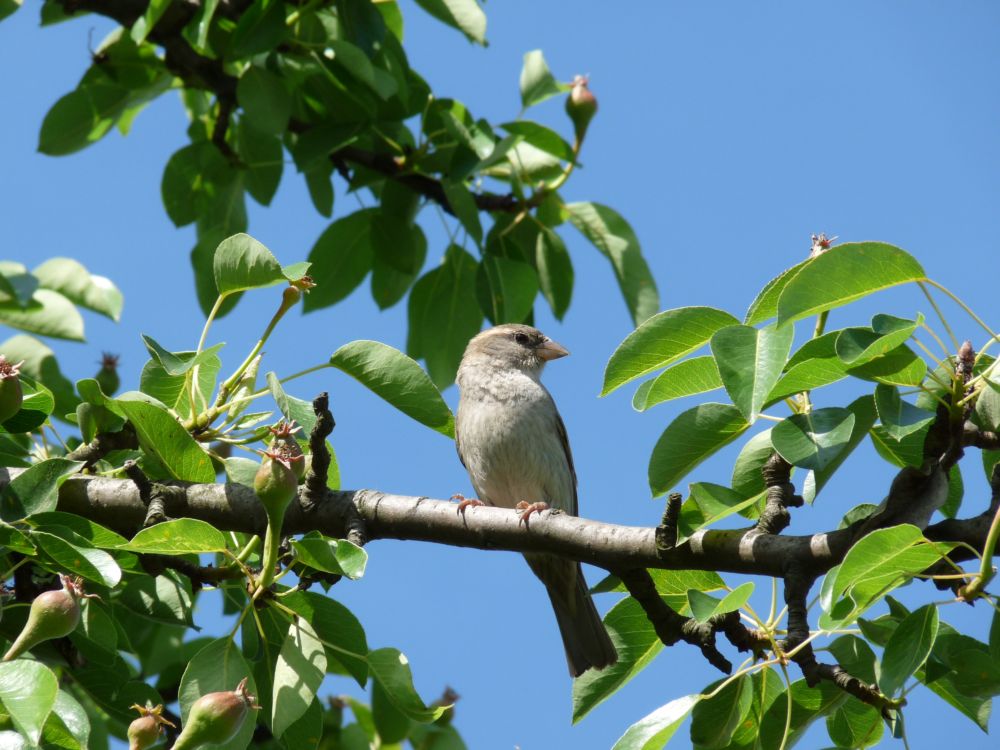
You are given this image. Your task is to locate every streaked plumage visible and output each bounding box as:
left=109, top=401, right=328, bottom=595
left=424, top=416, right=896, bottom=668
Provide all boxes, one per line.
left=455, top=324, right=618, bottom=677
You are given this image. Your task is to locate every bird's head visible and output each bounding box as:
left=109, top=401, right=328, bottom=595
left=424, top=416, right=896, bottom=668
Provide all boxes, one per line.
left=462, top=324, right=569, bottom=373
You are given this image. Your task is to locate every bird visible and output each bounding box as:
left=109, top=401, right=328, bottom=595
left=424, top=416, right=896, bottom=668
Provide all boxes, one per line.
left=454, top=323, right=618, bottom=677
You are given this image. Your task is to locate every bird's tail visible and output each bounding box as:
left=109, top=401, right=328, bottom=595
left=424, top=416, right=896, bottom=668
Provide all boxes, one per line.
left=526, top=554, right=618, bottom=677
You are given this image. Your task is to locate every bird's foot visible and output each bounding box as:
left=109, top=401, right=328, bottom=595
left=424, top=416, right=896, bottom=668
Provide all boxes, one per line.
left=516, top=501, right=549, bottom=524
left=452, top=494, right=485, bottom=515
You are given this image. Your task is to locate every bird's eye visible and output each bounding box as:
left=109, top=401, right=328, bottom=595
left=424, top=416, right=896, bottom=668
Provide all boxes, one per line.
left=514, top=332, right=530, bottom=345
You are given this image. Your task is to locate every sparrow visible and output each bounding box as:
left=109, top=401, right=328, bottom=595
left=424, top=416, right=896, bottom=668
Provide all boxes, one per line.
left=455, top=324, right=618, bottom=677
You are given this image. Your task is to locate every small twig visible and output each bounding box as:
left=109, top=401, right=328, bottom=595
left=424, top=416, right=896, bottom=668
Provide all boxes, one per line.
left=123, top=460, right=173, bottom=527
left=140, top=554, right=243, bottom=587
left=65, top=423, right=137, bottom=469
left=755, top=453, right=802, bottom=535
left=302, top=393, right=335, bottom=512
left=655, top=493, right=681, bottom=552
left=211, top=97, right=239, bottom=164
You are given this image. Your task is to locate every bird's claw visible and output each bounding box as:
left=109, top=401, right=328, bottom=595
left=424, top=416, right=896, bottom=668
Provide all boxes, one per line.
left=452, top=494, right=485, bottom=515
left=516, top=501, right=549, bottom=524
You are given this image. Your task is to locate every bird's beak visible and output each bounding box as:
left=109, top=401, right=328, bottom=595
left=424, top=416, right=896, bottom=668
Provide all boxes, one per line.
left=536, top=338, right=570, bottom=361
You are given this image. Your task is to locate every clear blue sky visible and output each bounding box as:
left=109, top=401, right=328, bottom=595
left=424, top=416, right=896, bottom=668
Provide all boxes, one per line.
left=3, top=2, right=1000, bottom=748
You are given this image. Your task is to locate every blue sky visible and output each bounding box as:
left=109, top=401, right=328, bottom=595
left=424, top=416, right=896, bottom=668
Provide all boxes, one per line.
left=3, top=1, right=1000, bottom=748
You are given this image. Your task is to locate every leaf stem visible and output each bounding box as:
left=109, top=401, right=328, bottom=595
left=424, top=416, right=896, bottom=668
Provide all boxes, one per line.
left=925, top=279, right=997, bottom=343
left=956, top=501, right=1000, bottom=602
left=918, top=281, right=960, bottom=352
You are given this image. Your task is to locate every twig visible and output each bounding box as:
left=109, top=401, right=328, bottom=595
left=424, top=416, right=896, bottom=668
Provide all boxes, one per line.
left=302, top=392, right=335, bottom=512
left=65, top=423, right=137, bottom=469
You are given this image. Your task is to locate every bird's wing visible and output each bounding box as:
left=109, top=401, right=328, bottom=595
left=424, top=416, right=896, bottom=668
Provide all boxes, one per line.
left=553, top=406, right=579, bottom=517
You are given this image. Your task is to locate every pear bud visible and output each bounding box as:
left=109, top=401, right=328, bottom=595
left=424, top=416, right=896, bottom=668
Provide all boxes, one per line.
left=172, top=678, right=259, bottom=750
left=254, top=450, right=300, bottom=517
left=268, top=420, right=306, bottom=481
left=3, top=575, right=89, bottom=661
left=95, top=352, right=121, bottom=396
left=127, top=703, right=175, bottom=750
left=0, top=356, right=24, bottom=424
left=565, top=75, right=597, bottom=143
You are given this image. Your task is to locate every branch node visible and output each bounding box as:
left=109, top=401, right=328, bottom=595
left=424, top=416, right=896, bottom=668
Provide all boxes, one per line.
left=124, top=460, right=172, bottom=527
left=656, top=493, right=681, bottom=551
left=302, top=392, right=336, bottom=513
left=756, top=453, right=798, bottom=534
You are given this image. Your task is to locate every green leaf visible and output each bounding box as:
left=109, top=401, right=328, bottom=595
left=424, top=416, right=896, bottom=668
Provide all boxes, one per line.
left=771, top=407, right=855, bottom=472
left=711, top=323, right=794, bottom=422
left=847, top=344, right=927, bottom=387
left=0, top=289, right=84, bottom=341
left=115, top=393, right=215, bottom=483
left=648, top=403, right=749, bottom=496
left=122, top=519, right=228, bottom=554
left=372, top=680, right=410, bottom=744
left=282, top=590, right=368, bottom=686
left=875, top=384, right=935, bottom=441
left=677, top=483, right=763, bottom=544
left=32, top=531, right=121, bottom=587
left=329, top=340, right=454, bottom=437
left=0, top=261, right=39, bottom=308
left=266, top=372, right=318, bottom=435
left=32, top=258, right=123, bottom=321
left=610, top=695, right=699, bottom=750
left=566, top=202, right=659, bottom=325
left=826, top=699, right=884, bottom=749
left=502, top=120, right=574, bottom=162
left=179, top=639, right=258, bottom=749
left=803, top=395, right=878, bottom=503
left=1, top=457, right=83, bottom=521
left=690, top=674, right=752, bottom=748
left=213, top=233, right=285, bottom=297
left=476, top=254, right=538, bottom=324
left=3, top=374, right=55, bottom=434
left=519, top=50, right=564, bottom=108
left=534, top=227, right=574, bottom=320
left=367, top=649, right=448, bottom=722
left=407, top=245, right=483, bottom=389
left=0, top=0, right=22, bottom=23
left=141, top=334, right=223, bottom=377
left=687, top=582, right=754, bottom=623
left=272, top=617, right=327, bottom=739
left=303, top=210, right=376, bottom=312
left=371, top=220, right=427, bottom=310
left=0, top=660, right=58, bottom=744
left=879, top=604, right=939, bottom=697
left=767, top=331, right=848, bottom=402
left=572, top=597, right=662, bottom=722
left=632, top=356, right=723, bottom=412
left=237, top=121, right=283, bottom=207
left=37, top=83, right=130, bottom=156
left=442, top=181, right=483, bottom=245
left=291, top=532, right=367, bottom=579
left=228, top=0, right=287, bottom=58
left=46, top=688, right=91, bottom=750
left=603, top=307, right=739, bottom=395
left=130, top=0, right=170, bottom=42
left=834, top=314, right=920, bottom=365
left=118, top=571, right=194, bottom=627
left=412, top=0, right=486, bottom=44
left=744, top=259, right=810, bottom=325
left=237, top=65, right=291, bottom=136
left=776, top=242, right=926, bottom=325
left=139, top=348, right=221, bottom=415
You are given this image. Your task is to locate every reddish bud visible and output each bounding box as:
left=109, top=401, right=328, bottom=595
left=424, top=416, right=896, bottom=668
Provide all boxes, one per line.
left=96, top=352, right=121, bottom=396
left=268, top=420, right=306, bottom=480
left=254, top=448, right=301, bottom=516
left=0, top=355, right=24, bottom=423
left=565, top=75, right=598, bottom=143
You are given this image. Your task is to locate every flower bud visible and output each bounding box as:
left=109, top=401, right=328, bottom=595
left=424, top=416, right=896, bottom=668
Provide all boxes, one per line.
left=254, top=449, right=300, bottom=517
left=171, top=678, right=259, bottom=750
left=565, top=75, right=598, bottom=143
left=0, top=356, right=24, bottom=424
left=268, top=420, right=306, bottom=481
left=127, top=703, right=174, bottom=750
left=3, top=575, right=89, bottom=661
left=95, top=352, right=120, bottom=396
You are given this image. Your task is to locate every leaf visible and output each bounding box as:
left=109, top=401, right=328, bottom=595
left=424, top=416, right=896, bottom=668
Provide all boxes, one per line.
left=114, top=393, right=215, bottom=482
left=178, top=639, right=257, bottom=750
left=367, top=649, right=448, bottom=722
left=879, top=604, right=939, bottom=697
left=710, top=323, right=794, bottom=422
left=632, top=356, right=723, bottom=411
left=122, top=519, right=228, bottom=554
left=677, top=483, right=763, bottom=544
left=804, top=395, right=878, bottom=503
left=648, top=403, right=749, bottom=496
left=534, top=227, right=574, bottom=320
left=441, top=181, right=482, bottom=245
left=37, top=83, right=130, bottom=156
left=1, top=457, right=83, bottom=521
left=503, top=120, right=574, bottom=162
left=237, top=65, right=291, bottom=136
left=744, top=259, right=810, bottom=325
left=3, top=374, right=55, bottom=434
left=303, top=210, right=376, bottom=312
left=0, top=660, right=58, bottom=744
left=565, top=202, right=659, bottom=325
left=370, top=220, right=427, bottom=310
left=519, top=50, right=564, bottom=108
left=690, top=674, right=752, bottom=748
left=572, top=597, right=663, bottom=722
left=328, top=340, right=454, bottom=437
left=767, top=331, right=849, bottom=403
left=835, top=314, right=920, bottom=365
left=291, top=532, right=367, bottom=579
left=0, top=289, right=84, bottom=341
left=46, top=689, right=91, bottom=750
left=771, top=407, right=855, bottom=472
left=875, top=384, right=935, bottom=441
left=213, top=233, right=285, bottom=297
left=730, top=428, right=775, bottom=499
left=610, top=695, right=699, bottom=750
left=603, top=307, right=739, bottom=395
left=139, top=348, right=221, bottom=415
left=32, top=531, right=122, bottom=587
left=282, top=590, right=368, bottom=686
left=407, top=245, right=483, bottom=389
left=228, top=0, right=287, bottom=57
left=847, top=344, right=927, bottom=387
left=237, top=122, right=283, bottom=207
left=32, top=258, right=123, bottom=321
left=118, top=572, right=194, bottom=627
left=476, top=254, right=538, bottom=324
left=412, top=0, right=486, bottom=44
left=0, top=261, right=39, bottom=308
left=266, top=372, right=318, bottom=435
left=826, top=699, right=884, bottom=749
left=272, top=618, right=327, bottom=738
left=776, top=242, right=926, bottom=325
left=141, top=334, right=223, bottom=377
left=687, top=582, right=754, bottom=623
